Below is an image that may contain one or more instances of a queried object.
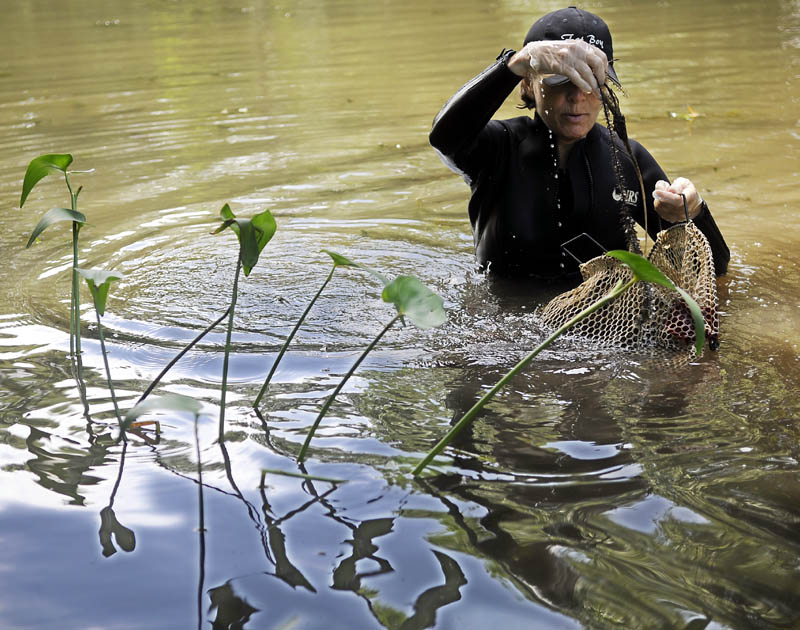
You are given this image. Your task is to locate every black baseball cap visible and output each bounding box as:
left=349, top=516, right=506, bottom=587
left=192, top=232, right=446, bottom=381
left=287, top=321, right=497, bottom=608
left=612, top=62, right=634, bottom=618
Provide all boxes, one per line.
left=523, top=6, right=620, bottom=87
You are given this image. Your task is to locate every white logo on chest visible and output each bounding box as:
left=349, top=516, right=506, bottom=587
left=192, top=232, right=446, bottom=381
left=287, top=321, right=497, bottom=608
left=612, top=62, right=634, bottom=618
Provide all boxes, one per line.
left=612, top=188, right=639, bottom=206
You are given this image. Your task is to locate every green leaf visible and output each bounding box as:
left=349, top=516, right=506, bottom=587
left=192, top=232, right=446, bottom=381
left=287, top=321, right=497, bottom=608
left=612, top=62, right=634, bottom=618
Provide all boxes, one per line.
left=212, top=218, right=236, bottom=235
left=26, top=207, right=87, bottom=248
left=251, top=208, right=277, bottom=254
left=607, top=250, right=706, bottom=355
left=673, top=287, right=707, bottom=357
left=606, top=250, right=676, bottom=287
left=322, top=249, right=388, bottom=285
left=381, top=275, right=446, bottom=329
left=213, top=205, right=276, bottom=276
left=124, top=393, right=203, bottom=426
left=220, top=204, right=235, bottom=222
left=323, top=249, right=358, bottom=268
left=20, top=154, right=73, bottom=208
left=76, top=267, right=124, bottom=316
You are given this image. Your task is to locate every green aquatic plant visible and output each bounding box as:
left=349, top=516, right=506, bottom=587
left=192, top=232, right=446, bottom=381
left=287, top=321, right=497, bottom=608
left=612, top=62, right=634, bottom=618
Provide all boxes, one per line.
left=76, top=267, right=125, bottom=425
left=253, top=249, right=386, bottom=409
left=411, top=251, right=706, bottom=476
left=212, top=204, right=276, bottom=440
left=20, top=153, right=92, bottom=357
left=297, top=274, right=446, bottom=463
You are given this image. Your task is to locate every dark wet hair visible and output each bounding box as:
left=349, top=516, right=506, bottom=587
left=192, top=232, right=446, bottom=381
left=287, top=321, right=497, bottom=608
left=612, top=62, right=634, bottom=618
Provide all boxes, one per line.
left=600, top=83, right=648, bottom=254
left=518, top=75, right=537, bottom=110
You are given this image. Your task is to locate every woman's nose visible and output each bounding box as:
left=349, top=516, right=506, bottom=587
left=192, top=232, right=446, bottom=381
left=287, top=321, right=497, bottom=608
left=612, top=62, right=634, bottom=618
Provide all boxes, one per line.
left=565, top=84, right=587, bottom=102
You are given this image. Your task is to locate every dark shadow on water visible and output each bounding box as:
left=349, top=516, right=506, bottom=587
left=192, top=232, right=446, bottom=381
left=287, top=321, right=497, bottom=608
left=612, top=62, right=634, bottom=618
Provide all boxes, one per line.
left=208, top=582, right=259, bottom=630
left=302, top=472, right=469, bottom=629
left=397, top=550, right=467, bottom=630
left=419, top=475, right=583, bottom=612
left=98, top=441, right=136, bottom=557
left=331, top=517, right=395, bottom=591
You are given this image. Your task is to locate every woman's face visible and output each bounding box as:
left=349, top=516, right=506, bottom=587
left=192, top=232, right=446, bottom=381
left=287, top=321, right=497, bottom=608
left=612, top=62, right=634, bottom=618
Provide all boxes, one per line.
left=533, top=78, right=603, bottom=146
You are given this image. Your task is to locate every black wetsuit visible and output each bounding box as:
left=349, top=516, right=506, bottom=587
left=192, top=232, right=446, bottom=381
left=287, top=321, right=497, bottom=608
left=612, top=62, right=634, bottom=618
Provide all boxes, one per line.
left=430, top=51, right=730, bottom=280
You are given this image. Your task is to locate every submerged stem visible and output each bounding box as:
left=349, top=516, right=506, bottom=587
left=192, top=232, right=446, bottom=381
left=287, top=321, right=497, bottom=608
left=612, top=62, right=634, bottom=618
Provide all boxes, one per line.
left=93, top=299, right=123, bottom=431
left=219, top=248, right=243, bottom=442
left=254, top=265, right=336, bottom=409
left=71, top=352, right=91, bottom=421
left=412, top=277, right=636, bottom=476
left=297, top=313, right=401, bottom=463
left=194, top=411, right=206, bottom=630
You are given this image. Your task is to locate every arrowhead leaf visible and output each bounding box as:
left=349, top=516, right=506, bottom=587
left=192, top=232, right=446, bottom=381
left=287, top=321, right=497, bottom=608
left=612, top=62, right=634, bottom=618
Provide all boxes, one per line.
left=322, top=249, right=388, bottom=285
left=381, top=275, right=446, bottom=329
left=214, top=205, right=276, bottom=276
left=76, top=267, right=124, bottom=316
left=26, top=207, right=87, bottom=248
left=20, top=154, right=73, bottom=207
left=606, top=250, right=674, bottom=286
left=251, top=208, right=277, bottom=257
left=212, top=218, right=236, bottom=235
left=322, top=249, right=358, bottom=268
left=220, top=203, right=235, bottom=222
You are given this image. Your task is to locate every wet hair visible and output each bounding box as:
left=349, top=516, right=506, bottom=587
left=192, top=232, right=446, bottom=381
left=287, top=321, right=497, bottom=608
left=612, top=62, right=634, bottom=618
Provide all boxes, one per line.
left=600, top=83, right=649, bottom=254
left=518, top=75, right=537, bottom=110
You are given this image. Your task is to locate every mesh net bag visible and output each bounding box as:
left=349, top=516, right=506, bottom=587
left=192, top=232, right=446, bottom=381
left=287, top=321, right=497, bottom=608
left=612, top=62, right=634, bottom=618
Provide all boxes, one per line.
left=538, top=221, right=720, bottom=357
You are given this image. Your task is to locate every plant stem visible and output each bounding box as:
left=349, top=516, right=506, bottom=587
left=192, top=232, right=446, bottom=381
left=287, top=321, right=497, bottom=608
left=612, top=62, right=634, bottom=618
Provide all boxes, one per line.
left=194, top=411, right=206, bottom=630
left=297, top=313, right=400, bottom=463
left=93, top=299, right=123, bottom=429
left=411, top=277, right=636, bottom=476
left=65, top=171, right=81, bottom=357
left=219, top=248, right=243, bottom=442
left=253, top=265, right=336, bottom=409
left=136, top=306, right=231, bottom=405
left=72, top=224, right=82, bottom=358
left=71, top=352, right=91, bottom=421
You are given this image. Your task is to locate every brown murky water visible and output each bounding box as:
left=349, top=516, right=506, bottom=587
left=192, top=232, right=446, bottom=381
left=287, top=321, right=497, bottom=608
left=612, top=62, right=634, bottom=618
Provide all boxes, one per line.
left=1, top=1, right=799, bottom=628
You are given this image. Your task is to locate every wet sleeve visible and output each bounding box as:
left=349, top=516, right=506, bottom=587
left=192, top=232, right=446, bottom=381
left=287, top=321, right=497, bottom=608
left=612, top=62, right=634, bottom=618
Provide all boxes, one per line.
left=429, top=50, right=522, bottom=183
left=691, top=202, right=730, bottom=276
left=631, top=141, right=730, bottom=277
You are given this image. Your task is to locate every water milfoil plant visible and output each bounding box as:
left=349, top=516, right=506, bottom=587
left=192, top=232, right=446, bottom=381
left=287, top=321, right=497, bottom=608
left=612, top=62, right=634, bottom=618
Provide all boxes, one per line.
left=411, top=251, right=706, bottom=476
left=297, top=274, right=446, bottom=463
left=20, top=154, right=92, bottom=357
